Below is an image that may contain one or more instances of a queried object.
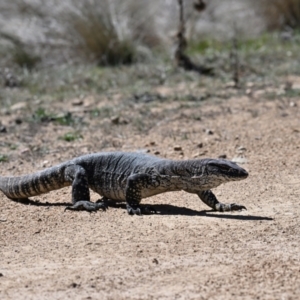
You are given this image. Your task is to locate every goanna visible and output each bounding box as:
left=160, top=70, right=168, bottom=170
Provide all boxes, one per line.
left=0, top=152, right=248, bottom=215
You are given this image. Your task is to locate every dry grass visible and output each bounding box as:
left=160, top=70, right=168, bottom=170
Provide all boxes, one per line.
left=70, top=8, right=135, bottom=65
left=0, top=31, right=40, bottom=69
left=1, top=0, right=299, bottom=69
left=259, top=0, right=300, bottom=30
left=66, top=0, right=161, bottom=66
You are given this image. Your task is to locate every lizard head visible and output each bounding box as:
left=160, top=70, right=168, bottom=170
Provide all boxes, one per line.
left=188, top=158, right=248, bottom=190
left=205, top=159, right=248, bottom=183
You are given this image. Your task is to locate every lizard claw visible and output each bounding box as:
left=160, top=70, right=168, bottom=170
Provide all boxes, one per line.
left=127, top=207, right=142, bottom=216
left=215, top=203, right=247, bottom=212
left=230, top=203, right=247, bottom=211
left=65, top=200, right=108, bottom=212
left=127, top=205, right=157, bottom=215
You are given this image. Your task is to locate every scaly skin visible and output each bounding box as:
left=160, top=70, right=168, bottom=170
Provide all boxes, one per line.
left=0, top=152, right=248, bottom=215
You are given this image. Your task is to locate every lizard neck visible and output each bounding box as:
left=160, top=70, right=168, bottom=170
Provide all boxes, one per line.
left=155, top=159, right=222, bottom=192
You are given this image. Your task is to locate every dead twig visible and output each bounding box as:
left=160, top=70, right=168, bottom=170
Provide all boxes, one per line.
left=230, top=24, right=240, bottom=88
left=174, top=0, right=213, bottom=76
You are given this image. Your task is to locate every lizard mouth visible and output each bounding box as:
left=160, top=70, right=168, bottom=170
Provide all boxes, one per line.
left=208, top=161, right=248, bottom=180
left=227, top=167, right=248, bottom=180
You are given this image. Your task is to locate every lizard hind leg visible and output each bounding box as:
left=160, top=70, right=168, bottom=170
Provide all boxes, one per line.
left=63, top=165, right=107, bottom=212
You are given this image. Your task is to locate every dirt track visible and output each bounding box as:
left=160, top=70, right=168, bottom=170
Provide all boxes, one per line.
left=1, top=84, right=300, bottom=299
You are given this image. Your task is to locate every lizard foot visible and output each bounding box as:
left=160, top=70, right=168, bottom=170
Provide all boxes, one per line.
left=126, top=204, right=157, bottom=215
left=215, top=203, right=247, bottom=212
left=65, top=200, right=108, bottom=212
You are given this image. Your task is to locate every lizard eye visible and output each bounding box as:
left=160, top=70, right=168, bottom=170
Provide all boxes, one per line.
left=209, top=163, right=229, bottom=171
left=218, top=165, right=230, bottom=171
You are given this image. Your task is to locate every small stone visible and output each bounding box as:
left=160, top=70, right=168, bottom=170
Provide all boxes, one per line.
left=196, top=142, right=203, bottom=148
left=110, top=116, right=120, bottom=125
left=218, top=154, right=227, bottom=159
left=284, top=81, right=293, bottom=90
left=0, top=125, right=7, bottom=133
left=205, top=129, right=214, bottom=135
left=237, top=146, right=247, bottom=151
left=20, top=148, right=30, bottom=155
left=290, top=101, right=297, bottom=107
left=136, top=149, right=150, bottom=154
left=71, top=98, right=83, bottom=106
left=245, top=88, right=252, bottom=95
left=15, top=118, right=22, bottom=125
left=194, top=151, right=207, bottom=157
left=121, top=118, right=129, bottom=125
left=225, top=81, right=235, bottom=88
left=0, top=273, right=3, bottom=277
left=152, top=258, right=159, bottom=264
left=232, top=157, right=248, bottom=164
left=150, top=141, right=156, bottom=146
left=10, top=102, right=27, bottom=111
left=154, top=150, right=160, bottom=155
left=173, top=145, right=182, bottom=151
left=41, top=160, right=49, bottom=167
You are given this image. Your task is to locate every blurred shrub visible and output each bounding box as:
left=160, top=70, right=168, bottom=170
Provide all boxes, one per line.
left=0, top=32, right=40, bottom=69
left=68, top=0, right=161, bottom=66
left=260, top=0, right=300, bottom=30
left=71, top=10, right=136, bottom=65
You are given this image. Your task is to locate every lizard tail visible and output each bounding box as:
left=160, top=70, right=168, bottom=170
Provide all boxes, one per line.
left=0, top=165, right=70, bottom=199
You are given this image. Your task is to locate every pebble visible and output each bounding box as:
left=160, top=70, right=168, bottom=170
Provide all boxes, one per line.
left=173, top=146, right=182, bottom=151
left=236, top=146, right=247, bottom=153
left=10, top=102, right=27, bottom=111
left=193, top=151, right=207, bottom=158
left=110, top=116, right=120, bottom=125
left=225, top=81, right=235, bottom=88
left=41, top=160, right=49, bottom=167
left=136, top=149, right=150, bottom=154
left=15, top=118, right=22, bottom=125
left=232, top=157, right=248, bottom=164
left=205, top=129, right=214, bottom=135
left=71, top=98, right=83, bottom=106
left=20, top=148, right=30, bottom=155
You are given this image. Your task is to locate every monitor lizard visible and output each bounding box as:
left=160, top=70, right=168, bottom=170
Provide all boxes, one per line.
left=0, top=152, right=248, bottom=215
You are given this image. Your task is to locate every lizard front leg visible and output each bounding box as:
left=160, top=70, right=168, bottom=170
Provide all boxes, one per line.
left=125, top=174, right=157, bottom=215
left=64, top=165, right=107, bottom=212
left=198, top=190, right=246, bottom=212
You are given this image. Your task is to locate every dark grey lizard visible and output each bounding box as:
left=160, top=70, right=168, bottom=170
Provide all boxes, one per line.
left=0, top=152, right=248, bottom=215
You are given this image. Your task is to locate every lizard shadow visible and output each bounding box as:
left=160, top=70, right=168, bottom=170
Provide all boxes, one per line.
left=9, top=198, right=70, bottom=207
left=10, top=199, right=273, bottom=221
left=105, top=201, right=273, bottom=221
left=152, top=204, right=274, bottom=221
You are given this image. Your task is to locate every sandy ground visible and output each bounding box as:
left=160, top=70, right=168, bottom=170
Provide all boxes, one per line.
left=0, top=85, right=300, bottom=299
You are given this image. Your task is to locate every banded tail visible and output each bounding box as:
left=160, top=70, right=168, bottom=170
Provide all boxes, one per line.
left=0, top=164, right=70, bottom=199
